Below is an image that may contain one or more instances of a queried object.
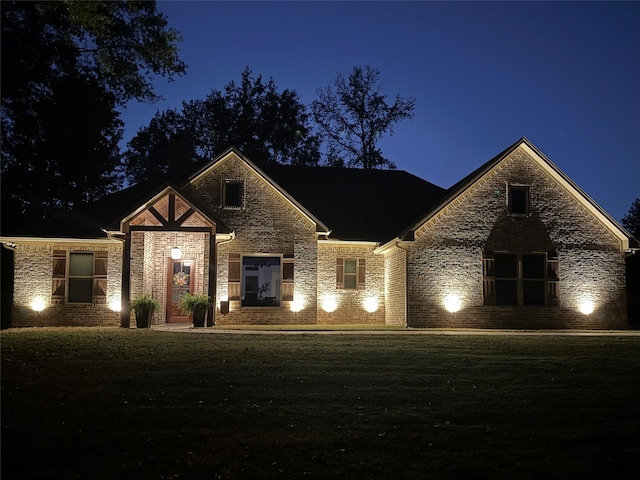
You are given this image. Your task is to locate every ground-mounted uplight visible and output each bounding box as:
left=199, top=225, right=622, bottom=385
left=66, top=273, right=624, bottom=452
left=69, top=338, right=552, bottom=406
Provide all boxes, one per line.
left=290, top=296, right=304, bottom=313
left=579, top=299, right=595, bottom=317
left=363, top=297, right=378, bottom=313
left=170, top=247, right=182, bottom=260
left=322, top=295, right=338, bottom=313
left=109, top=296, right=122, bottom=313
left=31, top=296, right=46, bottom=314
left=444, top=293, right=462, bottom=320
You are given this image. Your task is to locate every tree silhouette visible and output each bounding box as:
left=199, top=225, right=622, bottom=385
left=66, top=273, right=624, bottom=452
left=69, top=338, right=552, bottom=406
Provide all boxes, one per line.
left=311, top=65, right=415, bottom=169
left=1, top=1, right=186, bottom=229
left=124, top=67, right=320, bottom=184
left=622, top=198, right=640, bottom=240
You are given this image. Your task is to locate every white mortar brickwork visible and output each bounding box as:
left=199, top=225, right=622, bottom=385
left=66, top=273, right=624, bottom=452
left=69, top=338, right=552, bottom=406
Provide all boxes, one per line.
left=317, top=243, right=385, bottom=325
left=184, top=153, right=319, bottom=325
left=407, top=147, right=627, bottom=328
left=6, top=143, right=631, bottom=329
left=11, top=242, right=122, bottom=326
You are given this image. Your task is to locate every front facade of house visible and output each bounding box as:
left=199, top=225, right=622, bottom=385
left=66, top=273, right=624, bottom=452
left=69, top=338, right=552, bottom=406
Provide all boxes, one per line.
left=2, top=139, right=635, bottom=329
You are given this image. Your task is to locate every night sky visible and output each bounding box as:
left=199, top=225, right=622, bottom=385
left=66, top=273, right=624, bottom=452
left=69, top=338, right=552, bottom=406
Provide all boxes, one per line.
left=119, top=1, right=640, bottom=222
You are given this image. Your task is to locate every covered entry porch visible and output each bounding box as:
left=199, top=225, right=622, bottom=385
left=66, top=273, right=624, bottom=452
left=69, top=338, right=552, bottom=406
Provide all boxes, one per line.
left=110, top=187, right=221, bottom=328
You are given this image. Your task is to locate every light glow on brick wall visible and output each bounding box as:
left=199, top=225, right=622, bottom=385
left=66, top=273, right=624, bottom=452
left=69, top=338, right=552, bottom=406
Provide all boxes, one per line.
left=30, top=296, right=46, bottom=312
left=443, top=293, right=463, bottom=314
left=363, top=296, right=379, bottom=313
left=291, top=295, right=305, bottom=312
left=109, top=295, right=122, bottom=312
left=322, top=295, right=338, bottom=313
left=578, top=297, right=595, bottom=316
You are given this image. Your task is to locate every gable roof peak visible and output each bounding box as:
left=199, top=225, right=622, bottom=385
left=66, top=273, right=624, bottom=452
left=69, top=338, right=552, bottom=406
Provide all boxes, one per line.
left=402, top=137, right=632, bottom=249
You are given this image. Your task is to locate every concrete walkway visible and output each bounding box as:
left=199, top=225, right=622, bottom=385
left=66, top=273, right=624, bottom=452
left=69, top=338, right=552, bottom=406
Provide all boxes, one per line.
left=151, top=323, right=640, bottom=336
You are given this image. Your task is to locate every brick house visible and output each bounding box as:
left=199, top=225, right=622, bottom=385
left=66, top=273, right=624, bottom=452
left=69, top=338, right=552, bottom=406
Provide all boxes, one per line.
left=2, top=138, right=636, bottom=329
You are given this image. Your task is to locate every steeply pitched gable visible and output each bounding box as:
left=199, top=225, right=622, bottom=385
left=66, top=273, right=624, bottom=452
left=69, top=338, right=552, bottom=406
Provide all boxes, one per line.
left=403, top=137, right=633, bottom=250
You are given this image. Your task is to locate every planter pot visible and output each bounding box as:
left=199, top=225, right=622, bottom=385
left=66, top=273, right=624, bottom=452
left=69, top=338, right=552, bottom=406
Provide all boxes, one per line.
left=135, top=307, right=152, bottom=328
left=193, top=308, right=206, bottom=328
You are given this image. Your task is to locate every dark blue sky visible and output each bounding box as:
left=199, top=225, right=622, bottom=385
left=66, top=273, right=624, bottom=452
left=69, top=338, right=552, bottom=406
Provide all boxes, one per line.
left=120, top=1, right=640, bottom=222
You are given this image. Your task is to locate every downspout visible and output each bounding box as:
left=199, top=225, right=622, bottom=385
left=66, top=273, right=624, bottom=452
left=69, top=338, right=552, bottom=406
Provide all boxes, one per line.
left=211, top=232, right=235, bottom=325
left=395, top=240, right=411, bottom=328
left=102, top=228, right=130, bottom=328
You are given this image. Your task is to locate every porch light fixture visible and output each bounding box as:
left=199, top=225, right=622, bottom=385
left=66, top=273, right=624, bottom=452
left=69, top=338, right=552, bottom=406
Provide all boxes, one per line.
left=31, top=296, right=46, bottom=313
left=170, top=247, right=182, bottom=260
left=363, top=297, right=379, bottom=313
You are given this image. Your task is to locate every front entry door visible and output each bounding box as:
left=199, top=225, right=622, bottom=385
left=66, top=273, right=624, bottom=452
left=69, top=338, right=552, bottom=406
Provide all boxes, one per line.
left=167, top=260, right=194, bottom=323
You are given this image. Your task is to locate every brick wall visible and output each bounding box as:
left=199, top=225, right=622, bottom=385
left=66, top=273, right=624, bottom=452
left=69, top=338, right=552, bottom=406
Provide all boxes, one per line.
left=130, top=231, right=209, bottom=325
left=407, top=146, right=628, bottom=329
left=317, top=243, right=385, bottom=325
left=383, top=245, right=407, bottom=326
left=184, top=152, right=319, bottom=325
left=11, top=242, right=122, bottom=327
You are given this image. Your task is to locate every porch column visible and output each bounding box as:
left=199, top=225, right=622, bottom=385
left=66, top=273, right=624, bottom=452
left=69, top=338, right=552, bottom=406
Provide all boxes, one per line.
left=207, top=231, right=216, bottom=326
left=120, top=233, right=132, bottom=328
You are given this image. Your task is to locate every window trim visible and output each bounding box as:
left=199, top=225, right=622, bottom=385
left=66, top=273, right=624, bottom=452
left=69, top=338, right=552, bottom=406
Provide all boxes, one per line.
left=222, top=178, right=245, bottom=209
left=336, top=257, right=366, bottom=290
left=483, top=251, right=557, bottom=307
left=507, top=184, right=530, bottom=215
left=52, top=251, right=107, bottom=305
left=240, top=254, right=283, bottom=308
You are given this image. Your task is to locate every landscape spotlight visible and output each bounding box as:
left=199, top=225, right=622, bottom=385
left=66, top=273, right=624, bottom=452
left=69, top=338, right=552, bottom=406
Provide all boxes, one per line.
left=444, top=293, right=462, bottom=314
left=31, top=297, right=46, bottom=313
left=579, top=299, right=594, bottom=316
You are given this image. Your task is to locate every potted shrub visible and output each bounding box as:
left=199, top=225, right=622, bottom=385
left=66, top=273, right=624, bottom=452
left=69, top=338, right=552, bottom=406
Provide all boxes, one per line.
left=131, top=294, right=160, bottom=328
left=179, top=292, right=211, bottom=328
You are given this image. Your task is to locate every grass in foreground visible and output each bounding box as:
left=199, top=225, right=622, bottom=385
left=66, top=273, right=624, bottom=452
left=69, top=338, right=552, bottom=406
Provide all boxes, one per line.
left=2, top=327, right=639, bottom=479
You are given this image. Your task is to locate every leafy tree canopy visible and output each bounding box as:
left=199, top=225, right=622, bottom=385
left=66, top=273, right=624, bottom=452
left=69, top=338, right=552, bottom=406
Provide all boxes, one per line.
left=311, top=65, right=415, bottom=169
left=124, top=67, right=320, bottom=184
left=1, top=1, right=186, bottom=229
left=622, top=198, right=640, bottom=240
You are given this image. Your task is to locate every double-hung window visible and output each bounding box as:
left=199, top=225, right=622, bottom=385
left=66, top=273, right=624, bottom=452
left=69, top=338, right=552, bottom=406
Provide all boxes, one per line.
left=68, top=253, right=94, bottom=303
left=51, top=250, right=107, bottom=304
left=336, top=258, right=365, bottom=290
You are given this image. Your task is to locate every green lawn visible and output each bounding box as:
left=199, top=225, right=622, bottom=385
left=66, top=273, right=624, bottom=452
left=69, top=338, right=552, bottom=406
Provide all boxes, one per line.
left=2, top=327, right=639, bottom=479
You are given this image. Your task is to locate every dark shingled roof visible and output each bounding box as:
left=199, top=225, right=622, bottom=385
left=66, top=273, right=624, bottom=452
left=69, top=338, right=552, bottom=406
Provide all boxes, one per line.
left=259, top=164, right=447, bottom=242
left=5, top=158, right=447, bottom=243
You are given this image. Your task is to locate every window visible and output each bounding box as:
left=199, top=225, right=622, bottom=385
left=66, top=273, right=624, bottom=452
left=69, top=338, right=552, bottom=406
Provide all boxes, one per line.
left=522, top=254, right=545, bottom=306
left=495, top=253, right=518, bottom=305
left=483, top=252, right=557, bottom=307
left=52, top=251, right=107, bottom=304
left=69, top=253, right=94, bottom=303
left=336, top=258, right=365, bottom=290
left=508, top=185, right=529, bottom=215
left=241, top=256, right=281, bottom=307
left=223, top=180, right=243, bottom=208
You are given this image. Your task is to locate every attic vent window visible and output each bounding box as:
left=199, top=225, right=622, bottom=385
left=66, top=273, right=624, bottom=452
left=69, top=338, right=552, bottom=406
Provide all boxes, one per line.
left=508, top=185, right=530, bottom=215
left=223, top=180, right=244, bottom=208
